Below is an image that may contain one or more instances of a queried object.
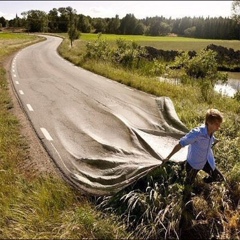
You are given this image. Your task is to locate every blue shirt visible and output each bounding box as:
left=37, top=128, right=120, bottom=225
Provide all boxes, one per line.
left=179, top=125, right=216, bottom=170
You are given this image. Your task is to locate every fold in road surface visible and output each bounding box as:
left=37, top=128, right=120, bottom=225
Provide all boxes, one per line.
left=11, top=35, right=188, bottom=195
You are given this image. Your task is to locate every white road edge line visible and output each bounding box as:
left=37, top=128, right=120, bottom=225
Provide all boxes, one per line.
left=15, top=81, right=19, bottom=84
left=19, top=90, right=24, bottom=95
left=40, top=128, right=53, bottom=141
left=26, top=104, right=34, bottom=111
left=125, top=86, right=133, bottom=91
left=50, top=142, right=71, bottom=173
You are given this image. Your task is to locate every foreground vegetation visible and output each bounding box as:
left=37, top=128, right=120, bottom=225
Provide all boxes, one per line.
left=0, top=33, right=127, bottom=239
left=58, top=33, right=240, bottom=239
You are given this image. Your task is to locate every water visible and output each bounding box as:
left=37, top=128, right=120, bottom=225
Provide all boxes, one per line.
left=214, top=79, right=240, bottom=97
left=159, top=74, right=240, bottom=98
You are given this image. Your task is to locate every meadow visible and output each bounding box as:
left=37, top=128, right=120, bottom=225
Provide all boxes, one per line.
left=79, top=33, right=240, bottom=51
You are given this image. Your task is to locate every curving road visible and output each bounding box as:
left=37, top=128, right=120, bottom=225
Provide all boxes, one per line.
left=11, top=35, right=188, bottom=195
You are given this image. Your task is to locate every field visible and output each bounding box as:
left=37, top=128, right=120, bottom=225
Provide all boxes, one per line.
left=78, top=33, right=240, bottom=51
left=54, top=32, right=240, bottom=52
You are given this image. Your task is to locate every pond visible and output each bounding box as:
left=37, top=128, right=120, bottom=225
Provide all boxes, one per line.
left=215, top=72, right=240, bottom=97
left=214, top=78, right=240, bottom=97
left=159, top=72, right=240, bottom=98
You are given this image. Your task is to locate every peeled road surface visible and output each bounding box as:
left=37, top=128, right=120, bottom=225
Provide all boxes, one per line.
left=11, top=35, right=188, bottom=196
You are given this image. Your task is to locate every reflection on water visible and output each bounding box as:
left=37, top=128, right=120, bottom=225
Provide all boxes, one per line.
left=158, top=75, right=240, bottom=98
left=214, top=83, right=237, bottom=97
left=214, top=78, right=240, bottom=97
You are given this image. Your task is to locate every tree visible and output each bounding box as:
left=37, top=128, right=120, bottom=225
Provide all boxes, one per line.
left=145, top=17, right=171, bottom=36
left=21, top=10, right=48, bottom=32
left=48, top=8, right=59, bottom=32
left=68, top=23, right=80, bottom=47
left=0, top=17, right=7, bottom=27
left=232, top=0, right=240, bottom=23
left=67, top=7, right=80, bottom=47
left=134, top=22, right=145, bottom=35
left=119, top=14, right=137, bottom=35
left=178, top=17, right=192, bottom=36
left=106, top=15, right=120, bottom=34
left=92, top=18, right=107, bottom=33
left=184, top=26, right=196, bottom=37
left=158, top=22, right=171, bottom=36
left=58, top=7, right=70, bottom=32
left=148, top=21, right=160, bottom=36
left=78, top=14, right=92, bottom=33
left=232, top=0, right=240, bottom=39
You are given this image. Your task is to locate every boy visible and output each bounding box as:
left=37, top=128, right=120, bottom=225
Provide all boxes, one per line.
left=165, top=108, right=225, bottom=185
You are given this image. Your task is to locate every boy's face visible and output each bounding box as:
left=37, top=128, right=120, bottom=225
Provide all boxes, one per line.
left=207, top=120, right=222, bottom=133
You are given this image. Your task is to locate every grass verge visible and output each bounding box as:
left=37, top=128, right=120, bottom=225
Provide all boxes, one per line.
left=0, top=33, right=128, bottom=239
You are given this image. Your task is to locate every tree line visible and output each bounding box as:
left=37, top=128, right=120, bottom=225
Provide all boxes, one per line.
left=0, top=6, right=240, bottom=40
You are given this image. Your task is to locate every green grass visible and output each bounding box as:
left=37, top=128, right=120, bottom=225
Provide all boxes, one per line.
left=0, top=32, right=34, bottom=39
left=78, top=33, right=240, bottom=51
left=54, top=32, right=240, bottom=51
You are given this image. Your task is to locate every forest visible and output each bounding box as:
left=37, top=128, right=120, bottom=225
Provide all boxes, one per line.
left=0, top=6, right=240, bottom=40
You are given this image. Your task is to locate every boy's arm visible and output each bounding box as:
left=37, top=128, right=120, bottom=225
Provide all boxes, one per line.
left=164, top=143, right=182, bottom=162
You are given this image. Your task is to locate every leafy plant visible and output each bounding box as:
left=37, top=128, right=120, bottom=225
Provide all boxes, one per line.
left=233, top=90, right=240, bottom=101
left=97, top=162, right=187, bottom=239
left=173, top=49, right=228, bottom=102
left=85, top=38, right=111, bottom=61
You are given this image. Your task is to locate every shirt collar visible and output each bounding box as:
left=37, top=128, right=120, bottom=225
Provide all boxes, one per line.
left=201, top=124, right=210, bottom=137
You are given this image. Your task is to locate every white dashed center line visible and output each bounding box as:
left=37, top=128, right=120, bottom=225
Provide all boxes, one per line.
left=26, top=104, right=34, bottom=111
left=19, top=90, right=24, bottom=95
left=40, top=128, right=53, bottom=141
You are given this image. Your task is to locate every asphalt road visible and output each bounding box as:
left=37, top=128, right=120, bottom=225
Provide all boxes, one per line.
left=11, top=35, right=187, bottom=195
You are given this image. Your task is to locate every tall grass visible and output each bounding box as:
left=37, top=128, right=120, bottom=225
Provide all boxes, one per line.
left=58, top=34, right=240, bottom=239
left=0, top=33, right=128, bottom=239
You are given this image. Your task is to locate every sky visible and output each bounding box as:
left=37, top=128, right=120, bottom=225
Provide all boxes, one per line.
left=0, top=1, right=234, bottom=20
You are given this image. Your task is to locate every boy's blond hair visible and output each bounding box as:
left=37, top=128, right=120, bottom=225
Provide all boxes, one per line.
left=205, top=108, right=223, bottom=125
